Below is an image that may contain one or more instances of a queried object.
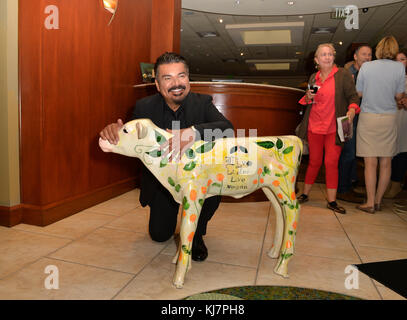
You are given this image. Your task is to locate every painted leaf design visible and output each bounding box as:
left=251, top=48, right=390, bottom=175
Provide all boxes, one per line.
left=239, top=146, right=248, bottom=153
left=212, top=182, right=222, bottom=188
left=168, top=177, right=175, bottom=187
left=155, top=130, right=167, bottom=145
left=276, top=138, right=284, bottom=150
left=263, top=166, right=271, bottom=174
left=160, top=158, right=168, bottom=168
left=186, top=148, right=195, bottom=159
left=183, top=197, right=190, bottom=210
left=230, top=146, right=238, bottom=154
left=283, top=146, right=294, bottom=154
left=288, top=230, right=294, bottom=235
left=196, top=141, right=216, bottom=154
left=183, top=161, right=196, bottom=171
left=146, top=149, right=162, bottom=158
left=199, top=199, right=204, bottom=206
left=182, top=245, right=191, bottom=255
left=175, top=184, right=181, bottom=192
left=281, top=253, right=293, bottom=259
left=255, top=141, right=275, bottom=149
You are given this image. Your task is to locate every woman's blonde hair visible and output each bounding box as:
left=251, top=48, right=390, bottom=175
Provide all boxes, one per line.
left=375, top=36, right=399, bottom=60
left=314, top=43, right=336, bottom=58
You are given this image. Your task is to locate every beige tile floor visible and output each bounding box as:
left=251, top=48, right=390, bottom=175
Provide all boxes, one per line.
left=0, top=184, right=406, bottom=300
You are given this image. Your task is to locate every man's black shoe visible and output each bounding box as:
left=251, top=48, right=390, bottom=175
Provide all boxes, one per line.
left=192, top=235, right=208, bottom=262
left=336, top=190, right=364, bottom=204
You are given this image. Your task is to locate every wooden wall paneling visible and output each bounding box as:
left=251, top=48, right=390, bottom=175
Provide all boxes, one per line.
left=19, top=0, right=44, bottom=206
left=0, top=205, right=23, bottom=227
left=150, top=0, right=181, bottom=62
left=18, top=0, right=155, bottom=226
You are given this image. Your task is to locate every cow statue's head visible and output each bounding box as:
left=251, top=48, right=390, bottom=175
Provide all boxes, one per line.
left=99, top=119, right=158, bottom=157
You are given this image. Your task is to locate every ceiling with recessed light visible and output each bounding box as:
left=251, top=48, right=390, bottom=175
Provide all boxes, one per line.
left=182, top=0, right=403, bottom=15
left=180, top=0, right=407, bottom=86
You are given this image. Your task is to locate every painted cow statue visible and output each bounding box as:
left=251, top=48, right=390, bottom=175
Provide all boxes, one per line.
left=99, top=119, right=303, bottom=288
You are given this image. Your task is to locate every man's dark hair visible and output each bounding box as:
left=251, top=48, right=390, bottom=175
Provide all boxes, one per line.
left=154, top=52, right=189, bottom=78
left=354, top=44, right=372, bottom=55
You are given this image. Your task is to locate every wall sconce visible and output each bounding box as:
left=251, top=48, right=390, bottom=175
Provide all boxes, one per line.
left=103, top=0, right=118, bottom=26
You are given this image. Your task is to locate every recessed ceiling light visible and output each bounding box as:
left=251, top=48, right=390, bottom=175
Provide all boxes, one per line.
left=246, top=59, right=298, bottom=71
left=242, top=30, right=292, bottom=45
left=219, top=18, right=223, bottom=23
left=225, top=22, right=304, bottom=47
left=240, top=52, right=244, bottom=56
left=255, top=63, right=290, bottom=71
left=338, top=41, right=343, bottom=45
left=298, top=15, right=303, bottom=18
left=311, top=27, right=336, bottom=34
left=287, top=1, right=295, bottom=6
left=196, top=31, right=219, bottom=38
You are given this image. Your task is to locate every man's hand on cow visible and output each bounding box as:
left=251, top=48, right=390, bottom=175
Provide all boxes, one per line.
left=100, top=119, right=123, bottom=145
left=161, top=127, right=196, bottom=162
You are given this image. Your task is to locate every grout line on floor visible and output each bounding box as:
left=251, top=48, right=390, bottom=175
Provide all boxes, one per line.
left=8, top=227, right=75, bottom=241
left=110, top=239, right=175, bottom=300
left=0, top=256, right=48, bottom=281
left=82, top=205, right=143, bottom=217
left=254, top=202, right=273, bottom=286
left=332, top=211, right=384, bottom=300
left=37, top=256, right=138, bottom=276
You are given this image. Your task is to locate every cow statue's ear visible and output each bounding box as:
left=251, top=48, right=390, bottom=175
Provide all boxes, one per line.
left=136, top=122, right=148, bottom=139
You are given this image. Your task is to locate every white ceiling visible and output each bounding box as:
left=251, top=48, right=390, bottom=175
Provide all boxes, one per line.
left=182, top=0, right=404, bottom=15
left=180, top=0, right=407, bottom=79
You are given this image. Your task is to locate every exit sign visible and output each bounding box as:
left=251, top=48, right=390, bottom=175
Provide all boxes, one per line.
left=331, top=7, right=349, bottom=19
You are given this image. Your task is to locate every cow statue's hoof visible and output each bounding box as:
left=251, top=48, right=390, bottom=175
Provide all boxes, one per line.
left=268, top=246, right=280, bottom=259
left=173, top=272, right=185, bottom=289
left=274, top=259, right=289, bottom=278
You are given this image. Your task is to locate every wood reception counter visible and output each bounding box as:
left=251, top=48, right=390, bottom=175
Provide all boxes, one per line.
left=134, top=81, right=304, bottom=137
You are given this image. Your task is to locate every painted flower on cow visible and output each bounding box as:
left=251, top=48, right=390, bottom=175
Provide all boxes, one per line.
left=190, top=189, right=197, bottom=201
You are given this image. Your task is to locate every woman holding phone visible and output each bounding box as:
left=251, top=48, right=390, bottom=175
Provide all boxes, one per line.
left=296, top=43, right=360, bottom=214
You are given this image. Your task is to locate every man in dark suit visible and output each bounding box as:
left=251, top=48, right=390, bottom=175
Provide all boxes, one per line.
left=100, top=52, right=234, bottom=261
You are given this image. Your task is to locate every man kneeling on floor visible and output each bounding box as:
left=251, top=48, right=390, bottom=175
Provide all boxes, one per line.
left=99, top=52, right=234, bottom=261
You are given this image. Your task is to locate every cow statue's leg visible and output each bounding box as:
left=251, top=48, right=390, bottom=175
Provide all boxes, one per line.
left=172, top=184, right=204, bottom=288
left=268, top=181, right=300, bottom=278
left=261, top=187, right=284, bottom=258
